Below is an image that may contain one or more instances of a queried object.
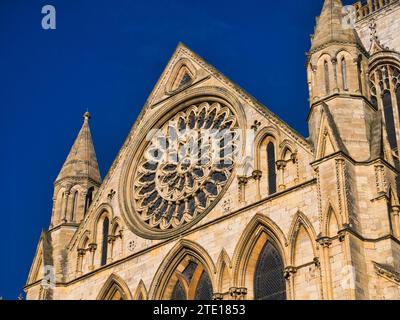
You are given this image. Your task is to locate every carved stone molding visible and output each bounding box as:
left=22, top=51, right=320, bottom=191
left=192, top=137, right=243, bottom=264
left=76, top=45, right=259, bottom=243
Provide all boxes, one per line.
left=251, top=120, right=261, bottom=131
left=374, top=262, right=400, bottom=285
left=284, top=266, right=297, bottom=279
left=212, top=293, right=224, bottom=300
left=124, top=99, right=239, bottom=238
left=276, top=160, right=287, bottom=170
left=77, top=248, right=86, bottom=257
left=338, top=229, right=346, bottom=242
left=107, top=189, right=116, bottom=201
left=88, top=243, right=97, bottom=252
left=251, top=170, right=262, bottom=180
left=229, top=287, right=247, bottom=298
left=313, top=257, right=321, bottom=268
left=317, top=237, right=332, bottom=248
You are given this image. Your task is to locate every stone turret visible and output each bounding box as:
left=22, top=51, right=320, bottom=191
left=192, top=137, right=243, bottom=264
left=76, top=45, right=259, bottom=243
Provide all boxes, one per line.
left=51, top=112, right=101, bottom=228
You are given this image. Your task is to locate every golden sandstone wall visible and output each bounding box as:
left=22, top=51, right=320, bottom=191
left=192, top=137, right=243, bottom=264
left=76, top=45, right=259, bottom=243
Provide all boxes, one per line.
left=25, top=0, right=400, bottom=300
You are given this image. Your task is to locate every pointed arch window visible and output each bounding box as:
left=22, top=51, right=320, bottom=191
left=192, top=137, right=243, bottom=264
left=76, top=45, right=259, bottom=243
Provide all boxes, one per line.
left=267, top=142, right=277, bottom=195
left=341, top=57, right=348, bottom=91
left=171, top=281, right=186, bottom=300
left=71, top=191, right=78, bottom=222
left=101, top=217, right=109, bottom=266
left=84, top=186, right=94, bottom=216
left=383, top=91, right=397, bottom=150
left=324, top=61, right=330, bottom=94
left=194, top=271, right=213, bottom=300
left=357, top=58, right=363, bottom=94
left=254, top=241, right=286, bottom=300
left=167, top=259, right=213, bottom=300
left=370, top=66, right=400, bottom=154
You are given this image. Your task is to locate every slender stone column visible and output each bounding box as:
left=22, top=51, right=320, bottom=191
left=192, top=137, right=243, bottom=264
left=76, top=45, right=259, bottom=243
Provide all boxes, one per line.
left=76, top=249, right=86, bottom=277
left=61, top=189, right=71, bottom=223
left=331, top=58, right=339, bottom=93
left=88, top=243, right=97, bottom=271
left=392, top=206, right=400, bottom=239
left=107, top=235, right=116, bottom=264
left=317, top=237, right=333, bottom=300
left=276, top=160, right=287, bottom=191
left=284, top=266, right=297, bottom=300
left=252, top=170, right=262, bottom=200
left=238, top=177, right=248, bottom=204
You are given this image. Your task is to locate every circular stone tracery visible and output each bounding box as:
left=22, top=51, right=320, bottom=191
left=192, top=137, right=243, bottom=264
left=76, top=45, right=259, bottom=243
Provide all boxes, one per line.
left=133, top=101, right=238, bottom=232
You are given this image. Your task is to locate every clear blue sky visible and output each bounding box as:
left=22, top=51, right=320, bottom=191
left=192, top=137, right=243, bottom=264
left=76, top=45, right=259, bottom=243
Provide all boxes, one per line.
left=0, top=0, right=354, bottom=299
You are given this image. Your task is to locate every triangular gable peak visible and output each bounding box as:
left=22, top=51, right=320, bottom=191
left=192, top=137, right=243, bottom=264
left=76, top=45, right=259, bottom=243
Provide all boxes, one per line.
left=68, top=43, right=312, bottom=248
left=26, top=231, right=53, bottom=286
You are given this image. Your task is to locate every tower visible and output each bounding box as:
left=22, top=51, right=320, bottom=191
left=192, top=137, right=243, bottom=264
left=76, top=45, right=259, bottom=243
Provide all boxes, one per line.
left=307, top=0, right=400, bottom=299
left=307, top=0, right=373, bottom=161
left=50, top=112, right=101, bottom=228
left=49, top=112, right=101, bottom=288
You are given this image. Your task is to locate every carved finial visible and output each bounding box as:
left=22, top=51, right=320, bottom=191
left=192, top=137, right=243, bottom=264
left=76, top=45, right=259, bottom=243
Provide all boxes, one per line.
left=83, top=111, right=91, bottom=122
left=369, top=20, right=377, bottom=42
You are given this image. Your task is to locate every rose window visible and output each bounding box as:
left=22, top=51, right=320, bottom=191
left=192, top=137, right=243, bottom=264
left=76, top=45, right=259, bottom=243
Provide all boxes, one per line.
left=133, top=101, right=238, bottom=232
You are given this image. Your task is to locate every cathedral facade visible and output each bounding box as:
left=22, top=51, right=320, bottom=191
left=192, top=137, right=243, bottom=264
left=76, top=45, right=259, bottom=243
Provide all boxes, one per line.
left=25, top=0, right=400, bottom=300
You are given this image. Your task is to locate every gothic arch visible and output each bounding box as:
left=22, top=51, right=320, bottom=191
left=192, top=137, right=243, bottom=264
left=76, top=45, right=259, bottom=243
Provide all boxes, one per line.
left=149, top=239, right=216, bottom=300
left=322, top=203, right=342, bottom=238
left=111, top=217, right=122, bottom=235
left=253, top=126, right=280, bottom=170
left=216, top=249, right=232, bottom=294
left=279, top=139, right=296, bottom=161
left=232, top=214, right=288, bottom=299
left=54, top=187, right=67, bottom=224
left=165, top=58, right=197, bottom=94
left=287, top=211, right=318, bottom=266
left=92, top=203, right=113, bottom=242
left=78, top=230, right=91, bottom=249
left=68, top=185, right=84, bottom=222
left=97, top=274, right=133, bottom=300
left=133, top=280, right=148, bottom=300
left=336, top=50, right=354, bottom=92
left=315, top=108, right=342, bottom=159
left=316, top=53, right=334, bottom=96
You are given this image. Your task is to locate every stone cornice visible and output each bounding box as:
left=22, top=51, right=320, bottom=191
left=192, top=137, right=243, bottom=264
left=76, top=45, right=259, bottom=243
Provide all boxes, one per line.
left=311, top=150, right=398, bottom=174
left=307, top=94, right=378, bottom=122
left=307, top=41, right=369, bottom=62
left=373, top=262, right=400, bottom=285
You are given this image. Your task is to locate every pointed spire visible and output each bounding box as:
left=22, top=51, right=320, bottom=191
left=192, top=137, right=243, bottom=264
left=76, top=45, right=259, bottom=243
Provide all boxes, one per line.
left=56, top=112, right=101, bottom=184
left=310, top=0, right=364, bottom=53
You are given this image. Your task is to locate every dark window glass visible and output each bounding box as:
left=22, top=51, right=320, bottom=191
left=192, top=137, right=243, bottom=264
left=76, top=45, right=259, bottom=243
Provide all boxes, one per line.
left=194, top=271, right=213, bottom=300
left=383, top=91, right=397, bottom=150
left=371, top=95, right=378, bottom=109
left=267, top=142, right=277, bottom=195
left=101, top=217, right=109, bottom=266
left=341, top=58, right=348, bottom=91
left=182, top=261, right=197, bottom=283
left=84, top=186, right=94, bottom=216
left=171, top=281, right=186, bottom=300
left=254, top=242, right=286, bottom=300
left=72, top=191, right=78, bottom=222
left=357, top=59, right=363, bottom=94
left=179, top=72, right=192, bottom=88
left=324, top=61, right=330, bottom=94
